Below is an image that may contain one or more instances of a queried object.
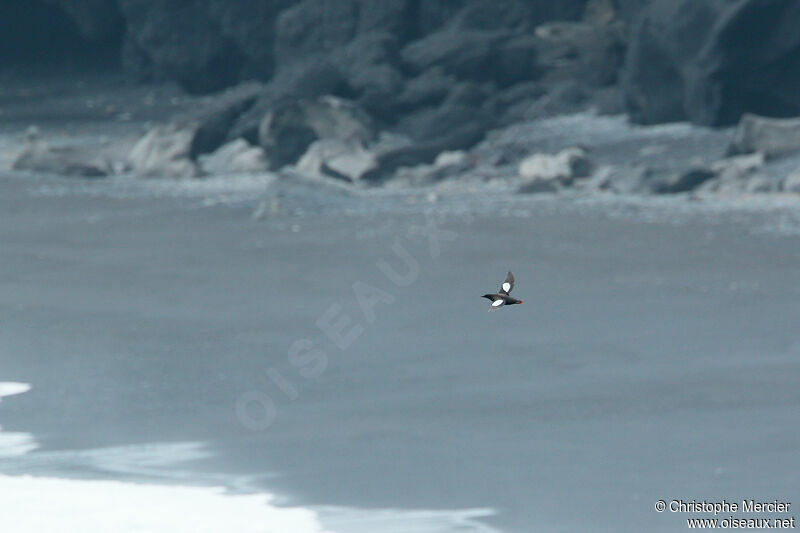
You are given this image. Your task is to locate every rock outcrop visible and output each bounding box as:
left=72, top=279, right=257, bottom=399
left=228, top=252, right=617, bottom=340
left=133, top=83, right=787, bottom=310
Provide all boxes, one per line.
left=11, top=127, right=121, bottom=178
left=258, top=96, right=377, bottom=170
left=199, top=139, right=269, bottom=175
left=622, top=0, right=800, bottom=126
left=13, top=0, right=800, bottom=132
left=620, top=0, right=730, bottom=125
left=128, top=125, right=200, bottom=178
left=517, top=147, right=593, bottom=193
left=296, top=139, right=377, bottom=182
left=13, top=139, right=110, bottom=178
left=728, top=114, right=800, bottom=159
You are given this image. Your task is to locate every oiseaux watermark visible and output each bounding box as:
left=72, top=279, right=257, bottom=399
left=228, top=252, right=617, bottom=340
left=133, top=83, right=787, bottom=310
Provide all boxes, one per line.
left=236, top=212, right=461, bottom=431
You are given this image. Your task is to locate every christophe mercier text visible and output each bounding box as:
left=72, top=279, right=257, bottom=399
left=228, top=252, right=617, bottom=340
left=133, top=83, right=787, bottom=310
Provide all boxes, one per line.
left=670, top=500, right=791, bottom=514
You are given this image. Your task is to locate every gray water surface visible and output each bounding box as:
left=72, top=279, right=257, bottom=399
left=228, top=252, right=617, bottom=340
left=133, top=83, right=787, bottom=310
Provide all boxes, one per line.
left=1, top=173, right=800, bottom=532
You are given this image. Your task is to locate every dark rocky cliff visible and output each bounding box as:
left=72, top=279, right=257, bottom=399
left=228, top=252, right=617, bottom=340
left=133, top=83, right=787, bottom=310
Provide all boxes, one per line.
left=5, top=0, right=800, bottom=132
left=621, top=0, right=800, bottom=126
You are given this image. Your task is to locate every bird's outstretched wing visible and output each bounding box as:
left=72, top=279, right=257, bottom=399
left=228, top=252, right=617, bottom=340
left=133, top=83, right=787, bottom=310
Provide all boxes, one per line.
left=489, top=299, right=505, bottom=311
left=499, top=271, right=514, bottom=295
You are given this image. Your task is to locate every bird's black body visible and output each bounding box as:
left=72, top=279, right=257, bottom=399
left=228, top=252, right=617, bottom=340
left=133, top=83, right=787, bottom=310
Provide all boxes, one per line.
left=481, top=271, right=523, bottom=310
left=482, top=294, right=522, bottom=305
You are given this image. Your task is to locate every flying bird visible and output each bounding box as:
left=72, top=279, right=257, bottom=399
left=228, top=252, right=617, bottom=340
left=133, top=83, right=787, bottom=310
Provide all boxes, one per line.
left=482, top=271, right=523, bottom=311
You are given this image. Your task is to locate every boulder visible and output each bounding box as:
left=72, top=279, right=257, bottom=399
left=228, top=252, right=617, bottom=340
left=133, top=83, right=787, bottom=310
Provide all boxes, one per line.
left=781, top=168, right=800, bottom=193
left=697, top=152, right=769, bottom=194
left=575, top=164, right=615, bottom=192
left=728, top=114, right=800, bottom=159
left=587, top=165, right=716, bottom=195
left=230, top=58, right=352, bottom=142
left=128, top=124, right=200, bottom=178
left=257, top=105, right=317, bottom=170
left=390, top=150, right=475, bottom=186
left=258, top=96, right=377, bottom=169
left=362, top=126, right=485, bottom=183
left=13, top=138, right=110, bottom=178
left=187, top=81, right=265, bottom=157
left=517, top=147, right=593, bottom=191
left=651, top=168, right=715, bottom=194
left=296, top=139, right=377, bottom=182
left=702, top=171, right=776, bottom=194
left=580, top=164, right=652, bottom=194
left=199, top=139, right=269, bottom=174
left=742, top=175, right=776, bottom=193
left=710, top=152, right=765, bottom=179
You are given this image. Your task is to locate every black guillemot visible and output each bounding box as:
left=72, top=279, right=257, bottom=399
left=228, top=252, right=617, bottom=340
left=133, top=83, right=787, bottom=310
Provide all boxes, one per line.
left=481, top=271, right=523, bottom=311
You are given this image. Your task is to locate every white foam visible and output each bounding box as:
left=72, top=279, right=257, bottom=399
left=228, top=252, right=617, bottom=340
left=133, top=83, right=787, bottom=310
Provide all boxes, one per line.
left=320, top=507, right=499, bottom=533
left=0, top=383, right=498, bottom=533
left=0, top=382, right=31, bottom=399
left=0, top=432, right=38, bottom=458
left=0, top=382, right=37, bottom=458
left=0, top=474, right=330, bottom=533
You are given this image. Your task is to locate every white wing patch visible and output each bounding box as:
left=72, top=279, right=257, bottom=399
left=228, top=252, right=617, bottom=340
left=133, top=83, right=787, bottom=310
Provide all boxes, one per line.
left=491, top=299, right=504, bottom=307
left=502, top=282, right=511, bottom=292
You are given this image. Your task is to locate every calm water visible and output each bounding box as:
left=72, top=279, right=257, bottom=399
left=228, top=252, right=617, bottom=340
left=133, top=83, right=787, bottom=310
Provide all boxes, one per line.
left=1, top=172, right=800, bottom=532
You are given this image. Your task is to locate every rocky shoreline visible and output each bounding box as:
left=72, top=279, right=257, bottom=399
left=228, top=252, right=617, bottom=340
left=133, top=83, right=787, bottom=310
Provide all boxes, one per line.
left=6, top=73, right=800, bottom=203
left=6, top=0, right=800, bottom=200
